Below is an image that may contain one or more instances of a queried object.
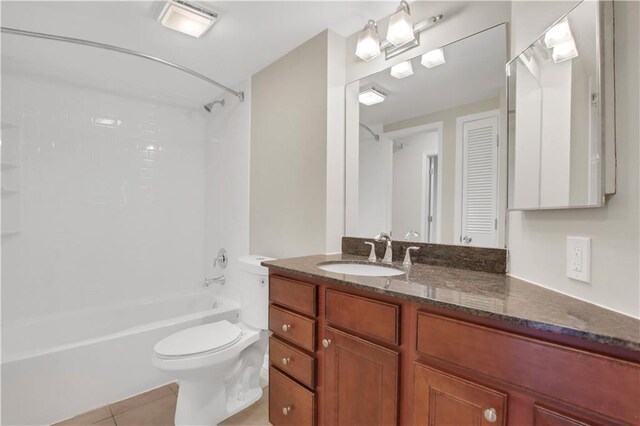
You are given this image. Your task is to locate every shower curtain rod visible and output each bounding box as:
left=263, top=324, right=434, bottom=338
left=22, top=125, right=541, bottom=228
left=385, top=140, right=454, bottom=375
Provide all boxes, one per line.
left=360, top=123, right=380, bottom=141
left=0, top=26, right=245, bottom=103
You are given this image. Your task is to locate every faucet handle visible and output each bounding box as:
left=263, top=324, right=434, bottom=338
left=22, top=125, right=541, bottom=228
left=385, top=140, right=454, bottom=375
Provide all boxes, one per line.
left=403, top=246, right=420, bottom=267
left=364, top=242, right=377, bottom=262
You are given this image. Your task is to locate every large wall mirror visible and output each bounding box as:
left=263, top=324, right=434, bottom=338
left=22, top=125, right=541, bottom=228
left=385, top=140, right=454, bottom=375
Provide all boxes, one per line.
left=507, top=0, right=615, bottom=210
left=345, top=25, right=507, bottom=249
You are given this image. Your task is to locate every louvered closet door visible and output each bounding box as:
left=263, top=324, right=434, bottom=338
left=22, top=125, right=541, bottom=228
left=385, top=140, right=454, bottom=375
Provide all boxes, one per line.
left=461, top=116, right=498, bottom=248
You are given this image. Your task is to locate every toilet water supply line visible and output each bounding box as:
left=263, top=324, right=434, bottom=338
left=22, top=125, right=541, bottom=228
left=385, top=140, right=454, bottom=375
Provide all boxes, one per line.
left=0, top=26, right=245, bottom=107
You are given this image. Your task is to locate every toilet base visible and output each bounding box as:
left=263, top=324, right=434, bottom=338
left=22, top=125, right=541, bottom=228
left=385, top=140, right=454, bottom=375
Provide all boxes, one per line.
left=174, top=379, right=263, bottom=426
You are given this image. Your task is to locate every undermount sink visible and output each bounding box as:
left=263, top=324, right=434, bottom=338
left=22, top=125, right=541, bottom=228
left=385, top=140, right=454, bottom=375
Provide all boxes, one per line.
left=317, top=262, right=405, bottom=277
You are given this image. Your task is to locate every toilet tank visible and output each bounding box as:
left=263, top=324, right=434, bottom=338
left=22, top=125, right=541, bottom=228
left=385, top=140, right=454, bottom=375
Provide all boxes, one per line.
left=237, top=255, right=275, bottom=330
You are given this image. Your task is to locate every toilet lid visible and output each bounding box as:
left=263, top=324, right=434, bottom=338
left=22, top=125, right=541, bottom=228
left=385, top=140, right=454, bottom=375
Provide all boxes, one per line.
left=154, top=320, right=242, bottom=358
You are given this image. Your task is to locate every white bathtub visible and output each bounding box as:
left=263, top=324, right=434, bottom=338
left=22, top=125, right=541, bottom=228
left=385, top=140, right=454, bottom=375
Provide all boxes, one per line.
left=1, top=290, right=240, bottom=425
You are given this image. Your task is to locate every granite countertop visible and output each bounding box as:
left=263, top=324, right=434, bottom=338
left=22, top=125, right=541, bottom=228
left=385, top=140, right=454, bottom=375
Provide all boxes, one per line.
left=262, top=253, right=640, bottom=352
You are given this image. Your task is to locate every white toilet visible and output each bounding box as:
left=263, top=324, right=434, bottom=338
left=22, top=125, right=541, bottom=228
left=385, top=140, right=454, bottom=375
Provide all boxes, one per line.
left=152, top=255, right=273, bottom=426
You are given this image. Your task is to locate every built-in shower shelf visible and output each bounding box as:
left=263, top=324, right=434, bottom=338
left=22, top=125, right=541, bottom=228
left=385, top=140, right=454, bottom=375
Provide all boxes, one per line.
left=1, top=230, right=21, bottom=238
left=1, top=162, right=19, bottom=171
left=1, top=186, right=20, bottom=197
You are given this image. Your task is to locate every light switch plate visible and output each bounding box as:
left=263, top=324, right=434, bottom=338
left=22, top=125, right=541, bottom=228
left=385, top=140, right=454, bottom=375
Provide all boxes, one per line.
left=566, top=237, right=591, bottom=283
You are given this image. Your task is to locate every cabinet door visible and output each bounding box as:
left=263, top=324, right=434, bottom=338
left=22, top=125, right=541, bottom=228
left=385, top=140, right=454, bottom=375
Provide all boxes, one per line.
left=324, top=327, right=399, bottom=425
left=413, top=363, right=507, bottom=426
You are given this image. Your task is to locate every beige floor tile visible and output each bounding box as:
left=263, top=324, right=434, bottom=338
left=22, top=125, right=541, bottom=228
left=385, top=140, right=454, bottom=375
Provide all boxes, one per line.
left=92, top=417, right=116, bottom=426
left=220, top=403, right=270, bottom=426
left=113, top=394, right=177, bottom=426
left=54, top=406, right=112, bottom=425
left=110, top=385, right=174, bottom=416
left=168, top=383, right=179, bottom=395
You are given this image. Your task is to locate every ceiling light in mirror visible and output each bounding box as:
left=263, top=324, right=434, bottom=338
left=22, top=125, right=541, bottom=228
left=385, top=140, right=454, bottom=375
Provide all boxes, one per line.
left=358, top=87, right=386, bottom=106
left=355, top=20, right=382, bottom=62
left=543, top=19, right=572, bottom=48
left=552, top=39, right=579, bottom=63
left=421, top=48, right=445, bottom=68
left=159, top=0, right=218, bottom=38
left=390, top=60, right=414, bottom=79
left=386, top=1, right=415, bottom=46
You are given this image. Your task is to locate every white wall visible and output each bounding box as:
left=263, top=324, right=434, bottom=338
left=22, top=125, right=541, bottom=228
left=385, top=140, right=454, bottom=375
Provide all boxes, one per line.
left=508, top=0, right=640, bottom=317
left=204, top=81, right=252, bottom=303
left=358, top=125, right=391, bottom=237
left=392, top=132, right=439, bottom=240
left=1, top=72, right=207, bottom=323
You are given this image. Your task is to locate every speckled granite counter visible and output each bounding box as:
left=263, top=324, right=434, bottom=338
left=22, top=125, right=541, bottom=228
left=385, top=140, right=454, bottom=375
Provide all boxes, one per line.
left=262, top=253, right=640, bottom=352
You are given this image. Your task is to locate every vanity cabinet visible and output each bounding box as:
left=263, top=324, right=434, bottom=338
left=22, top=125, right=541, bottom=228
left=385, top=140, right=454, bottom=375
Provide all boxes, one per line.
left=267, top=271, right=640, bottom=426
left=324, top=326, right=399, bottom=425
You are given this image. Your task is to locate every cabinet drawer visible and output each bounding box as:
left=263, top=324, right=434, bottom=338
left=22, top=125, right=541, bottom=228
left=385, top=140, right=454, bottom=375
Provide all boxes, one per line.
left=269, top=305, right=316, bottom=352
left=269, top=367, right=315, bottom=426
left=270, top=275, right=317, bottom=317
left=325, top=289, right=400, bottom=345
left=416, top=312, right=640, bottom=424
left=270, top=336, right=315, bottom=388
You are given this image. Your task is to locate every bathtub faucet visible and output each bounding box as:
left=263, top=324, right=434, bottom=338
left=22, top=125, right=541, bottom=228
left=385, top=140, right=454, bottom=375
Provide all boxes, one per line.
left=204, top=275, right=225, bottom=287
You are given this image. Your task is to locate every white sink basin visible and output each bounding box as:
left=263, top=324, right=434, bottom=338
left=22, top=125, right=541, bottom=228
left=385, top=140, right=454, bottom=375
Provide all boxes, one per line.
left=317, top=263, right=405, bottom=277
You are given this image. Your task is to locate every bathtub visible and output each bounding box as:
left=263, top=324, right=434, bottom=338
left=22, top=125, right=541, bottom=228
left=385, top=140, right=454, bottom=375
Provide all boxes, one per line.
left=1, top=290, right=240, bottom=425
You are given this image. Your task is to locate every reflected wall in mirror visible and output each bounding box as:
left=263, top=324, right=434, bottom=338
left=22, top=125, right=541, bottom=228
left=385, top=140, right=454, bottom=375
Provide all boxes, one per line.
left=507, top=0, right=614, bottom=210
left=346, top=25, right=508, bottom=249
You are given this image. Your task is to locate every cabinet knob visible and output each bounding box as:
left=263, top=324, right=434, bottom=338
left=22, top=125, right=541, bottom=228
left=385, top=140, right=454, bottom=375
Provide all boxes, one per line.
left=282, top=324, right=291, bottom=332
left=483, top=408, right=497, bottom=423
left=281, top=357, right=291, bottom=366
left=322, top=338, right=331, bottom=348
left=282, top=406, right=291, bottom=416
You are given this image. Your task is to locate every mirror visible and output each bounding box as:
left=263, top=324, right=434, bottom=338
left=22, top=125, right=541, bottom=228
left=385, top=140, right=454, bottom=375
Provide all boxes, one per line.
left=346, top=25, right=507, bottom=249
left=507, top=1, right=614, bottom=210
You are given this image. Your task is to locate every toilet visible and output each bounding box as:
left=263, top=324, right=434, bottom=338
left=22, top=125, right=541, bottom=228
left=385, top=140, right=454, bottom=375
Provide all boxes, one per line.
left=152, top=255, right=273, bottom=426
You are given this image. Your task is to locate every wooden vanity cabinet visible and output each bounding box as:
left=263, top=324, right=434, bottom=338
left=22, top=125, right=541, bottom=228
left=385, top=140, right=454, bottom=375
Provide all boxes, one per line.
left=267, top=271, right=640, bottom=426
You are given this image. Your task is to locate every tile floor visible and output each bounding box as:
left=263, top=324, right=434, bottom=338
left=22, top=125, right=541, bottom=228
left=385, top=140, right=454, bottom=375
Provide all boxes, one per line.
left=54, top=384, right=270, bottom=426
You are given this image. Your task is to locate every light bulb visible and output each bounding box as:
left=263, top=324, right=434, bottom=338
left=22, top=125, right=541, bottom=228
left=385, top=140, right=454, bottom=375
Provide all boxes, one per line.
left=386, top=1, right=415, bottom=47
left=355, top=20, right=381, bottom=62
left=390, top=60, right=414, bottom=79
left=421, top=48, right=445, bottom=68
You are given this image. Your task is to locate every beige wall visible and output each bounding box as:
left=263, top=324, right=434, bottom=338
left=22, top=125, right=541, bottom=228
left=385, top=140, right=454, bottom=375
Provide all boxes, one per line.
left=250, top=30, right=346, bottom=258
left=384, top=96, right=502, bottom=245
left=507, top=0, right=640, bottom=317
left=250, top=31, right=328, bottom=258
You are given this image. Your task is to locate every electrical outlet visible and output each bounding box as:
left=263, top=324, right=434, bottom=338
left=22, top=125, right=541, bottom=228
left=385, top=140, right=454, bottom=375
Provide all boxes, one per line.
left=566, top=237, right=591, bottom=283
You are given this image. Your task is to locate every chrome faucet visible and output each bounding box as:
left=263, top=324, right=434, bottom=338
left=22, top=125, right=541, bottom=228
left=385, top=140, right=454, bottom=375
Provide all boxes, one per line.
left=375, top=232, right=393, bottom=264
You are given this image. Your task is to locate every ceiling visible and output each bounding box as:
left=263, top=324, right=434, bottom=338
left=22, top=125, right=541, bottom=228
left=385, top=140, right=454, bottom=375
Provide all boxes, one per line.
left=359, top=25, right=507, bottom=127
left=1, top=1, right=397, bottom=106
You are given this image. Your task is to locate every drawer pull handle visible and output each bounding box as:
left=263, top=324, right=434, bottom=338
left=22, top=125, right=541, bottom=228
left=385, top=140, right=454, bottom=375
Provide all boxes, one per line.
left=281, top=357, right=291, bottom=366
left=322, top=338, right=332, bottom=348
left=282, top=324, right=292, bottom=332
left=282, top=406, right=291, bottom=416
left=483, top=408, right=497, bottom=423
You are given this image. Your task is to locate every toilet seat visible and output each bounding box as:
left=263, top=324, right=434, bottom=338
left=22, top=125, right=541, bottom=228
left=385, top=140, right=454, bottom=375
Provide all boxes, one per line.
left=154, top=320, right=242, bottom=359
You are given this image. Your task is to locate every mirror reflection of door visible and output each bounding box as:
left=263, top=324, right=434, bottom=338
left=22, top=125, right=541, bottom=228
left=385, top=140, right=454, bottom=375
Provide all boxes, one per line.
left=391, top=129, right=440, bottom=244
left=455, top=111, right=499, bottom=248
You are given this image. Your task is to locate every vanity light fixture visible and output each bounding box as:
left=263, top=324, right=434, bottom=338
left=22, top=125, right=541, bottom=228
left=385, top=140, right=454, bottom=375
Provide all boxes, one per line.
left=390, top=60, right=414, bottom=79
left=543, top=19, right=572, bottom=48
left=355, top=20, right=382, bottom=61
left=359, top=87, right=387, bottom=106
left=387, top=1, right=415, bottom=46
left=552, top=39, right=579, bottom=63
left=158, top=0, right=219, bottom=38
left=354, top=3, right=443, bottom=62
left=421, top=48, right=445, bottom=68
